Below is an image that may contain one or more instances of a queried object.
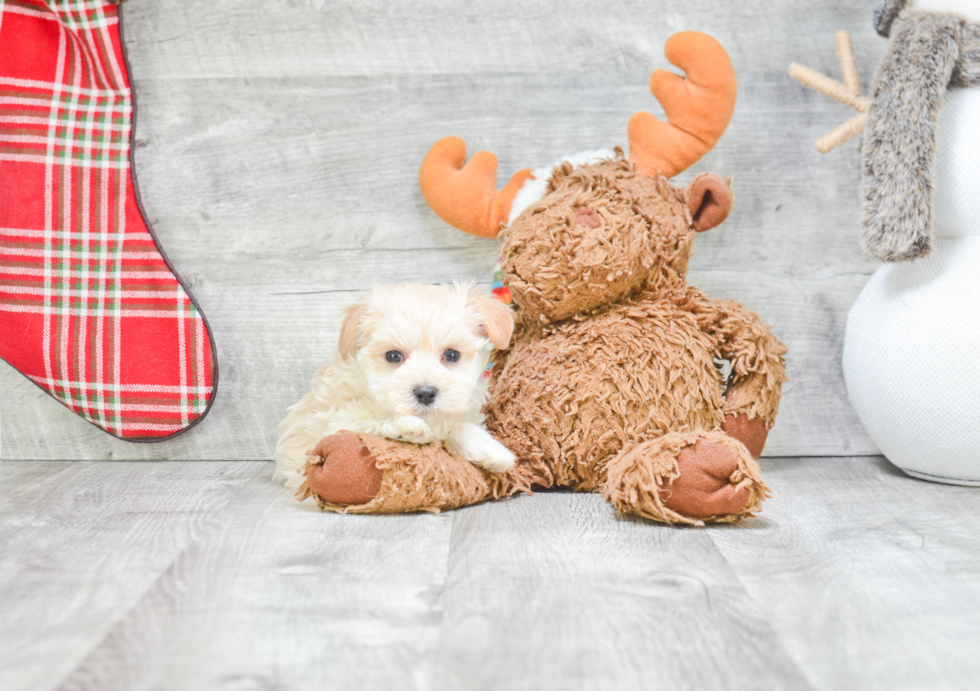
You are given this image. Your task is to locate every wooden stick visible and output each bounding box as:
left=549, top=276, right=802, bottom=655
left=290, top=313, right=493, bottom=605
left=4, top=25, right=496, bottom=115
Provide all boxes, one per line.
left=789, top=33, right=869, bottom=153
left=815, top=112, right=867, bottom=153
left=835, top=31, right=860, bottom=96
left=788, top=63, right=870, bottom=112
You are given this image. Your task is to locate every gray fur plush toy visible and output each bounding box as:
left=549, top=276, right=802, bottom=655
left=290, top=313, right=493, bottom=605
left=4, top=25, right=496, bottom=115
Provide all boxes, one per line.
left=864, top=0, right=980, bottom=260
left=790, top=1, right=980, bottom=261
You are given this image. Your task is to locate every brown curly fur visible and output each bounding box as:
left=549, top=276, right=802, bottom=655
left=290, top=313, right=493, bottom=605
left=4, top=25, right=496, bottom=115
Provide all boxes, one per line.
left=485, top=157, right=787, bottom=501
left=499, top=158, right=694, bottom=323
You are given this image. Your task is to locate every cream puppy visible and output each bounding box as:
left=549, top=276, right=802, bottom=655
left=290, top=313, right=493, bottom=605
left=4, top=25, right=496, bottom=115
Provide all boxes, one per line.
left=274, top=282, right=516, bottom=488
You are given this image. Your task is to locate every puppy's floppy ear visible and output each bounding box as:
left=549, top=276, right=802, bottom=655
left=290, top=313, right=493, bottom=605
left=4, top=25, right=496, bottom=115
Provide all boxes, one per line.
left=469, top=288, right=515, bottom=350
left=338, top=302, right=366, bottom=359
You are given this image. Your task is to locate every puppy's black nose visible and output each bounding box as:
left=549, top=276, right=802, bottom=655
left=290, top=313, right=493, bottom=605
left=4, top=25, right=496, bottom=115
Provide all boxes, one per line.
left=414, top=385, right=438, bottom=406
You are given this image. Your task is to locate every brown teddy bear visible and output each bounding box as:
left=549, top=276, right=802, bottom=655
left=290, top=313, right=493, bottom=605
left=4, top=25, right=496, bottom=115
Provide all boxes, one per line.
left=298, top=32, right=788, bottom=525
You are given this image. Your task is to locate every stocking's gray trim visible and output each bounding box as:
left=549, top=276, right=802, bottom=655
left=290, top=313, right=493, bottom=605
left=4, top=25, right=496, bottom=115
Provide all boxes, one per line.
left=861, top=10, right=980, bottom=261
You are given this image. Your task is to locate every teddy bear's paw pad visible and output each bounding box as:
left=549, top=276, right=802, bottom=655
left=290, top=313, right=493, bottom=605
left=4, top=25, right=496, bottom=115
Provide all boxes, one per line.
left=305, top=432, right=383, bottom=506
left=661, top=440, right=751, bottom=519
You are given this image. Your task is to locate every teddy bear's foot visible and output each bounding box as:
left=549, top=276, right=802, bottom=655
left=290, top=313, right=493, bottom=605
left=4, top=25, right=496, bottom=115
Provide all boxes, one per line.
left=296, top=431, right=529, bottom=514
left=603, top=431, right=770, bottom=526
left=297, top=432, right=384, bottom=506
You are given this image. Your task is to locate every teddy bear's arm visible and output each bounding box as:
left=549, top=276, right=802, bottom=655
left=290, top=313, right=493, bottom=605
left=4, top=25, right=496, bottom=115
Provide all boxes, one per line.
left=298, top=432, right=527, bottom=513
left=689, top=294, right=788, bottom=427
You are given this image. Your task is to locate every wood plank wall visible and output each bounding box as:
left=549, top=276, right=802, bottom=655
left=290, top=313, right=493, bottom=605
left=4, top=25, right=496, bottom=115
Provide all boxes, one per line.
left=0, top=0, right=887, bottom=459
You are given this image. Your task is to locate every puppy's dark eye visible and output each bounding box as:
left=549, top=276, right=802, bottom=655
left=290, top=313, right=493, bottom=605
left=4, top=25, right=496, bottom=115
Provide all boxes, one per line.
left=443, top=349, right=460, bottom=363
left=385, top=351, right=403, bottom=364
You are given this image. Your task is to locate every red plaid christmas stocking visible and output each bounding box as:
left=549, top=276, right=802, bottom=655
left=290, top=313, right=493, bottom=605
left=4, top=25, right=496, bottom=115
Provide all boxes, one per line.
left=0, top=1, right=217, bottom=440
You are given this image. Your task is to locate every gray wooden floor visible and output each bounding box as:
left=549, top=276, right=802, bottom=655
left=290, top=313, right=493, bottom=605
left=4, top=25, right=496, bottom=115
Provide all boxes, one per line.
left=1, top=0, right=887, bottom=459
left=2, top=456, right=979, bottom=691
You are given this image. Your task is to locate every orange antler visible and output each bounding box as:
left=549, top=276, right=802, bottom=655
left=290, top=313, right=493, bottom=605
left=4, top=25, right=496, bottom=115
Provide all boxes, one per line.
left=628, top=32, right=737, bottom=178
left=418, top=137, right=534, bottom=238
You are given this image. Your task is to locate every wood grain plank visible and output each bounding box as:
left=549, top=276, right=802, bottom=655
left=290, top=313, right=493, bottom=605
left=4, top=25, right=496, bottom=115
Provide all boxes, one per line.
left=57, top=468, right=455, bottom=691
left=0, top=460, right=263, bottom=691
left=709, top=457, right=980, bottom=691
left=432, top=492, right=811, bottom=690
left=1, top=0, right=890, bottom=458
left=4, top=458, right=979, bottom=689
left=120, top=0, right=881, bottom=80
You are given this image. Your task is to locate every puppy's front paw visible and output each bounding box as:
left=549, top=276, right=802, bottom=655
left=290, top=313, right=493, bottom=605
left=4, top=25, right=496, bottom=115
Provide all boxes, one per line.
left=466, top=438, right=516, bottom=474
left=391, top=416, right=434, bottom=445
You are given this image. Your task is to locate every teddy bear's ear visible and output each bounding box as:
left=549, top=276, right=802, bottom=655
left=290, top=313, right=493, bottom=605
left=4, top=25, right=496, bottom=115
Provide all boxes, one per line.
left=686, top=174, right=733, bottom=232
left=468, top=287, right=515, bottom=350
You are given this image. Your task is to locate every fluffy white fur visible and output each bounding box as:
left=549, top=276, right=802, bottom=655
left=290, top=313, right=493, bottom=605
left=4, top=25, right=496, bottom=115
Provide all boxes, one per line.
left=275, top=282, right=516, bottom=488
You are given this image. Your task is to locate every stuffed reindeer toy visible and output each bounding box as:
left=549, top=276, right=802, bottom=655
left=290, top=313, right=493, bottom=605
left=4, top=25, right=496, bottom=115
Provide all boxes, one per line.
left=298, top=31, right=788, bottom=524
